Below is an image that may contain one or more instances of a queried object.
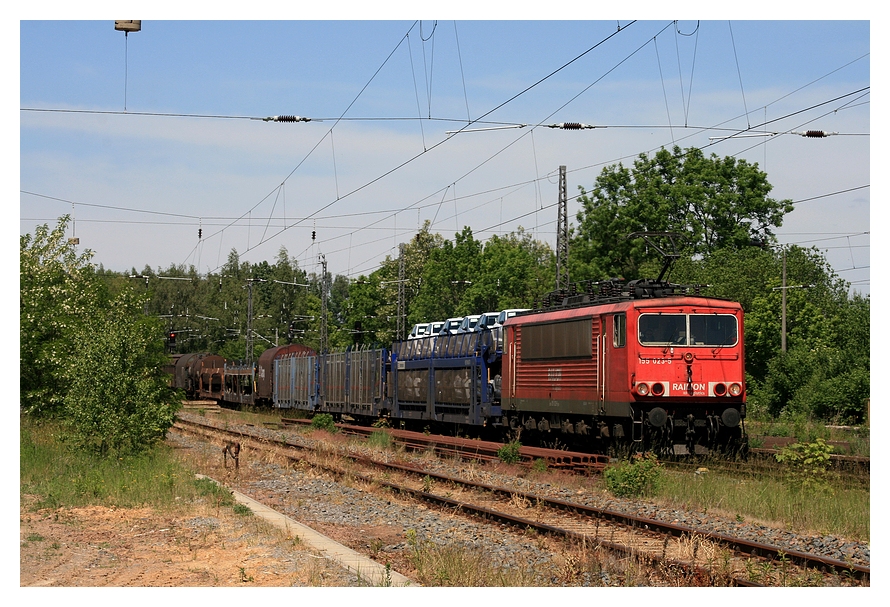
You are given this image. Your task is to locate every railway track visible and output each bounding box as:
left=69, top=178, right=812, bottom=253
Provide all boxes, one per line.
left=278, top=416, right=870, bottom=483
left=280, top=417, right=611, bottom=473
left=172, top=413, right=869, bottom=587
left=749, top=447, right=869, bottom=474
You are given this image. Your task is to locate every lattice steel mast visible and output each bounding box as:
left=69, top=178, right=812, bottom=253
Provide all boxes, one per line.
left=556, top=165, right=569, bottom=292
left=397, top=243, right=406, bottom=341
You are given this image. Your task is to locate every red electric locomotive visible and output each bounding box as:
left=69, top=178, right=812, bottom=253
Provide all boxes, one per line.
left=500, top=279, right=746, bottom=456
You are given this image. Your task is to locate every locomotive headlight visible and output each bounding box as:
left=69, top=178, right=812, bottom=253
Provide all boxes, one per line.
left=714, top=383, right=727, bottom=397
left=729, top=382, right=743, bottom=396
left=636, top=383, right=650, bottom=396
left=651, top=382, right=665, bottom=396
left=684, top=352, right=694, bottom=363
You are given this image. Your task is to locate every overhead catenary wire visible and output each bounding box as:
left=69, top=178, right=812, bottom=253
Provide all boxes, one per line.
left=674, top=20, right=700, bottom=127
left=22, top=23, right=869, bottom=290
left=728, top=21, right=750, bottom=129
left=653, top=34, right=675, bottom=144
left=453, top=21, right=471, bottom=123
left=203, top=21, right=641, bottom=273
left=406, top=30, right=428, bottom=150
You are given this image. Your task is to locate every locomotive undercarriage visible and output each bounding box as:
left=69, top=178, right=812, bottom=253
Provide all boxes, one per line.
left=503, top=406, right=747, bottom=459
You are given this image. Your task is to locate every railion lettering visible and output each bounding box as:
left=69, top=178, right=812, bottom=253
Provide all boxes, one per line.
left=673, top=382, right=706, bottom=392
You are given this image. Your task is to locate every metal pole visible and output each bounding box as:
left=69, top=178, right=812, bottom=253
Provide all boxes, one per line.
left=398, top=243, right=406, bottom=341
left=320, top=255, right=328, bottom=355
left=246, top=280, right=254, bottom=363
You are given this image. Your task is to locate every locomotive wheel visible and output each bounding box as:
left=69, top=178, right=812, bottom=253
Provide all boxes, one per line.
left=656, top=424, right=674, bottom=458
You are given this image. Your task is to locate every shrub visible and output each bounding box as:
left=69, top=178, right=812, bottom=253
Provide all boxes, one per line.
left=20, top=216, right=101, bottom=417
left=310, top=413, right=337, bottom=432
left=62, top=290, right=180, bottom=456
left=497, top=440, right=522, bottom=464
left=603, top=452, right=664, bottom=498
left=775, top=438, right=835, bottom=493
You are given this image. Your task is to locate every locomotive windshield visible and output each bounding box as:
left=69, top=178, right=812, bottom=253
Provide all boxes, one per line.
left=638, top=313, right=738, bottom=347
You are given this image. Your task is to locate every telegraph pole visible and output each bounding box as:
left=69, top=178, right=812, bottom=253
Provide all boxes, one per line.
left=772, top=248, right=815, bottom=353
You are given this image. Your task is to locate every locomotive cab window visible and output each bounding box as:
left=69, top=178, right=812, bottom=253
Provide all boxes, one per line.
left=690, top=314, right=738, bottom=347
left=613, top=313, right=626, bottom=348
left=639, top=313, right=738, bottom=347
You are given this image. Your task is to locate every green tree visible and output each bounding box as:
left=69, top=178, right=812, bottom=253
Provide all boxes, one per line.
left=328, top=274, right=354, bottom=349
left=410, top=226, right=483, bottom=323
left=367, top=223, right=446, bottom=340
left=666, top=242, right=868, bottom=423
left=570, top=145, right=793, bottom=281
left=20, top=216, right=101, bottom=416
left=63, top=289, right=181, bottom=455
left=670, top=245, right=849, bottom=384
left=460, top=228, right=553, bottom=313
left=345, top=272, right=387, bottom=346
left=752, top=294, right=869, bottom=423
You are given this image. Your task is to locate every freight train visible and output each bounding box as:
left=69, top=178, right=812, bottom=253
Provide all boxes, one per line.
left=169, top=278, right=748, bottom=456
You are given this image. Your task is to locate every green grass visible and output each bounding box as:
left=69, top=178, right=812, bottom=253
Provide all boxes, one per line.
left=650, top=467, right=869, bottom=541
left=367, top=429, right=394, bottom=450
left=232, top=503, right=253, bottom=516
left=20, top=416, right=229, bottom=511
left=746, top=418, right=871, bottom=457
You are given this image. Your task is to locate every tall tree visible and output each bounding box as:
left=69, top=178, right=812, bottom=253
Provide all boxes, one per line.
left=570, top=145, right=793, bottom=281
left=410, top=226, right=482, bottom=324
left=344, top=271, right=388, bottom=346
left=461, top=228, right=554, bottom=313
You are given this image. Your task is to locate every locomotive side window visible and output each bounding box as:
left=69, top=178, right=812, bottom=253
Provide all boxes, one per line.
left=613, top=313, right=626, bottom=348
left=639, top=313, right=738, bottom=347
left=521, top=318, right=593, bottom=359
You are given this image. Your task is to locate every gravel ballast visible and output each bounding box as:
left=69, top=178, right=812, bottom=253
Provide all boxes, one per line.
left=172, top=412, right=869, bottom=585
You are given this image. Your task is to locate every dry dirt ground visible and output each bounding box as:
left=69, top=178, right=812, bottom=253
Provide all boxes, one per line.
left=19, top=497, right=360, bottom=587
left=19, top=433, right=372, bottom=588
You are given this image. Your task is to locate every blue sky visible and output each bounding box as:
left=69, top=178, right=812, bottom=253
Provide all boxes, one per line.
left=18, top=15, right=871, bottom=296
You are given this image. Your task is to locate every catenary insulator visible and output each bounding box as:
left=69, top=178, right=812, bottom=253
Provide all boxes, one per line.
left=794, top=130, right=837, bottom=138
left=547, top=122, right=595, bottom=130
left=263, top=115, right=311, bottom=122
